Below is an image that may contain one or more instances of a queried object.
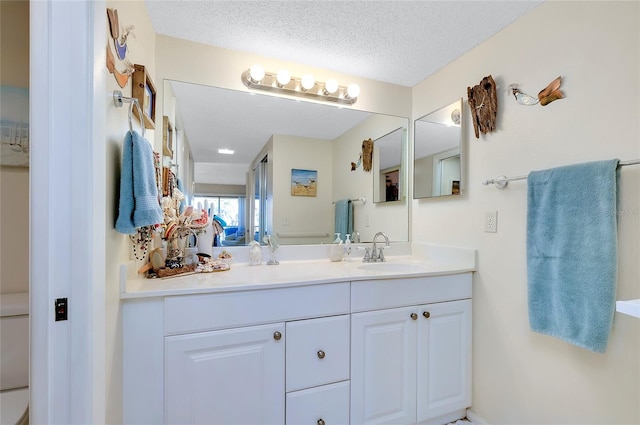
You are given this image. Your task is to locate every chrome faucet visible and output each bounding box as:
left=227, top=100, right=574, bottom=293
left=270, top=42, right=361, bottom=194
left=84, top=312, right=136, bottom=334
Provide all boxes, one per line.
left=362, top=232, right=390, bottom=262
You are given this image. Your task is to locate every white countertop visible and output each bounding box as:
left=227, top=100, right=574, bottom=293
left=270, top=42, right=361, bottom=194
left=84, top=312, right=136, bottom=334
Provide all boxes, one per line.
left=120, top=243, right=476, bottom=299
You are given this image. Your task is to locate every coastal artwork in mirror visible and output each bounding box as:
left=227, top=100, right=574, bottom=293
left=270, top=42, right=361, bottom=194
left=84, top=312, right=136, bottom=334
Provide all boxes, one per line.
left=373, top=127, right=404, bottom=203
left=413, top=99, right=463, bottom=199
left=166, top=79, right=410, bottom=246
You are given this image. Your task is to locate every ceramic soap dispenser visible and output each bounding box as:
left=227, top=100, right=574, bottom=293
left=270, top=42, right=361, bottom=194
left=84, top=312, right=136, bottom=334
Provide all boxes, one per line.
left=329, top=233, right=344, bottom=262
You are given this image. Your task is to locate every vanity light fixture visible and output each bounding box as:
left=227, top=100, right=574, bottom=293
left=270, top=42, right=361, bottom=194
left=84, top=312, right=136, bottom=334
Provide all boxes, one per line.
left=241, top=65, right=360, bottom=105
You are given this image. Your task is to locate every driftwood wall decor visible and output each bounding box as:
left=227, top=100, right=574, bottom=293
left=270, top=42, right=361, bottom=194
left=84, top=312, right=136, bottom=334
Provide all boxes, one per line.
left=467, top=75, right=498, bottom=138
left=362, top=138, right=373, bottom=172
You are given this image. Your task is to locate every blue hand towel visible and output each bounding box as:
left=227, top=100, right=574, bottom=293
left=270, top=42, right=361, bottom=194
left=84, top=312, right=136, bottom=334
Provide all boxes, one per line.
left=334, top=199, right=353, bottom=241
left=115, top=131, right=164, bottom=234
left=527, top=159, right=619, bottom=353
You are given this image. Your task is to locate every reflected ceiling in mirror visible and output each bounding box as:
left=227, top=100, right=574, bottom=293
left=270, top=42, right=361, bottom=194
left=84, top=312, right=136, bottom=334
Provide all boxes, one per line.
left=168, top=80, right=373, bottom=186
left=413, top=99, right=462, bottom=199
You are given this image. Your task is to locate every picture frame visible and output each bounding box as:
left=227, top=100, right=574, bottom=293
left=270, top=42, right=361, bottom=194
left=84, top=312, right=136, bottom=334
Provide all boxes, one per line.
left=163, top=116, right=174, bottom=158
left=132, top=64, right=156, bottom=129
left=291, top=169, right=317, bottom=197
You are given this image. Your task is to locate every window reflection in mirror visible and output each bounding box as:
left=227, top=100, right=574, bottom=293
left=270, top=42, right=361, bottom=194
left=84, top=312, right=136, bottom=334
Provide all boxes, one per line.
left=373, top=127, right=404, bottom=203
left=413, top=99, right=462, bottom=199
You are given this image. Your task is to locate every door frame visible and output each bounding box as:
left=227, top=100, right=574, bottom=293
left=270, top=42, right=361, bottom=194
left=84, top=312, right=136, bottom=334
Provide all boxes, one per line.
left=30, top=0, right=106, bottom=422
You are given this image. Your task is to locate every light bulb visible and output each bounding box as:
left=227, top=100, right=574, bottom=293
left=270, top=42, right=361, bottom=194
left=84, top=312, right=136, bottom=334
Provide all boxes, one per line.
left=249, top=64, right=265, bottom=83
left=300, top=74, right=315, bottom=91
left=346, top=83, right=360, bottom=99
left=324, top=78, right=339, bottom=95
left=276, top=69, right=291, bottom=87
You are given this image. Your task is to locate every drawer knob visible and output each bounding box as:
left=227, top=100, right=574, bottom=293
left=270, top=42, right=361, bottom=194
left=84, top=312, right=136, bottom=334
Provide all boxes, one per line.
left=423, top=311, right=431, bottom=319
left=317, top=350, right=326, bottom=359
left=273, top=331, right=282, bottom=341
left=410, top=313, right=418, bottom=320
left=317, top=419, right=325, bottom=425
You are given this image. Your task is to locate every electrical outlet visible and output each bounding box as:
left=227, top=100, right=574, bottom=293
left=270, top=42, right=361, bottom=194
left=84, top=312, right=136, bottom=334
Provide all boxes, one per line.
left=485, top=211, right=498, bottom=233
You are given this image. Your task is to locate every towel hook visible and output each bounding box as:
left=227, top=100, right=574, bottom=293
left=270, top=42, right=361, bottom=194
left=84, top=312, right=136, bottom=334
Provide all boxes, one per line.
left=113, top=90, right=145, bottom=137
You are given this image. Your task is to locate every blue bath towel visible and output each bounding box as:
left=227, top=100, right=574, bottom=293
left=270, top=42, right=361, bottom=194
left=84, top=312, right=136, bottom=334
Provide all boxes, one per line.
left=334, top=199, right=353, bottom=241
left=527, top=159, right=619, bottom=353
left=115, top=131, right=164, bottom=234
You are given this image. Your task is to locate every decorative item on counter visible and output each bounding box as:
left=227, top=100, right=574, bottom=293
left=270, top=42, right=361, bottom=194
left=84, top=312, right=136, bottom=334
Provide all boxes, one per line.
left=328, top=233, right=344, bottom=262
left=195, top=257, right=231, bottom=273
left=508, top=77, right=564, bottom=107
left=361, top=138, right=373, bottom=172
left=129, top=225, right=157, bottom=261
left=264, top=235, right=280, bottom=265
left=149, top=247, right=166, bottom=271
left=217, top=249, right=233, bottom=266
left=344, top=234, right=352, bottom=261
left=160, top=188, right=211, bottom=265
left=156, top=263, right=197, bottom=278
left=467, top=75, right=498, bottom=139
left=183, top=247, right=199, bottom=266
left=248, top=240, right=262, bottom=266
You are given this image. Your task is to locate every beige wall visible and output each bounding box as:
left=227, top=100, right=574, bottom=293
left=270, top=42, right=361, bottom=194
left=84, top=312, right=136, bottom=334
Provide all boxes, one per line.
left=0, top=0, right=29, bottom=295
left=272, top=135, right=334, bottom=245
left=333, top=114, right=410, bottom=242
left=411, top=1, right=639, bottom=423
left=104, top=1, right=157, bottom=422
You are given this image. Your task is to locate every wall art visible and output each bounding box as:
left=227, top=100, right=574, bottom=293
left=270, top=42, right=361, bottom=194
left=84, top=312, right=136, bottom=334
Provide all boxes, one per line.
left=0, top=86, right=29, bottom=167
left=467, top=75, right=498, bottom=139
left=291, top=169, right=317, bottom=197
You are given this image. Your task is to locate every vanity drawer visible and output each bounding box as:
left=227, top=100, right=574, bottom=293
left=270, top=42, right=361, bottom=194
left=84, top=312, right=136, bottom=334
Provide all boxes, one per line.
left=286, top=315, right=350, bottom=392
left=286, top=380, right=350, bottom=425
left=165, top=282, right=350, bottom=335
left=351, top=273, right=472, bottom=312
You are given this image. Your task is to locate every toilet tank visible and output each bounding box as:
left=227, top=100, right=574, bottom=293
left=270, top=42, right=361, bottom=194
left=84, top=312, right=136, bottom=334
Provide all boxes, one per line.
left=0, top=292, right=29, bottom=391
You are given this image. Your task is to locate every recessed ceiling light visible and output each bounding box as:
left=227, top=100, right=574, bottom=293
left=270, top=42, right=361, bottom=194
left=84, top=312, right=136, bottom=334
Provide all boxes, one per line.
left=218, top=148, right=234, bottom=155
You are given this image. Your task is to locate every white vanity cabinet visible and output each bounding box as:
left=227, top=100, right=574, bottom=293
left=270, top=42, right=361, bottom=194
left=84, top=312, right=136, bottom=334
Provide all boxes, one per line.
left=350, top=274, right=472, bottom=425
left=122, top=272, right=472, bottom=425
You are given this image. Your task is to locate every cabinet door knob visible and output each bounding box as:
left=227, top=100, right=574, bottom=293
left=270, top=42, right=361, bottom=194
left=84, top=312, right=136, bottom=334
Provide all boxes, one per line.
left=317, top=419, right=325, bottom=425
left=410, top=313, right=418, bottom=320
left=273, top=331, right=282, bottom=341
left=317, top=350, right=326, bottom=359
left=423, top=311, right=431, bottom=319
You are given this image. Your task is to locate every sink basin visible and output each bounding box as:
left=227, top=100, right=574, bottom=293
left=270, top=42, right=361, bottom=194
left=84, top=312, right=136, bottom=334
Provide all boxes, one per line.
left=358, top=262, right=429, bottom=273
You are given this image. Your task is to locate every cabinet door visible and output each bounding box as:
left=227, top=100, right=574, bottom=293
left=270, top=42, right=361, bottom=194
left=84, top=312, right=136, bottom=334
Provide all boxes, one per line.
left=417, top=299, right=472, bottom=423
left=165, top=323, right=285, bottom=425
left=351, top=307, right=417, bottom=425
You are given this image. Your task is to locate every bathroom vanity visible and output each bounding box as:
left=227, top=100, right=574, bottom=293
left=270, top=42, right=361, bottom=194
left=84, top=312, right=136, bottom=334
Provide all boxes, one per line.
left=121, top=244, right=475, bottom=425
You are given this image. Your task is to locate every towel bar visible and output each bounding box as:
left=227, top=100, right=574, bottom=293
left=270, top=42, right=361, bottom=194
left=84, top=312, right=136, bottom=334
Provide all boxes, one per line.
left=483, top=159, right=640, bottom=189
left=113, top=90, right=145, bottom=137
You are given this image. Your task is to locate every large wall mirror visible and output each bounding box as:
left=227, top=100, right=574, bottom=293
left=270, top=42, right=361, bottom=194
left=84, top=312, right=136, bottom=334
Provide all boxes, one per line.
left=413, top=99, right=463, bottom=199
left=165, top=79, right=409, bottom=246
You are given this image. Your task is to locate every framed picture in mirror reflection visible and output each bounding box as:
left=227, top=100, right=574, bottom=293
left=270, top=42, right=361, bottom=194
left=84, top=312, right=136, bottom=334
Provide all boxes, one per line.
left=291, top=169, right=317, bottom=197
left=163, top=115, right=174, bottom=158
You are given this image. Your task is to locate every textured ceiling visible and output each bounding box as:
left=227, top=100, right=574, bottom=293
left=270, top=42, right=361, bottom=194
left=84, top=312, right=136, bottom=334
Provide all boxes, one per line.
left=146, top=0, right=543, bottom=87
left=147, top=1, right=544, bottom=185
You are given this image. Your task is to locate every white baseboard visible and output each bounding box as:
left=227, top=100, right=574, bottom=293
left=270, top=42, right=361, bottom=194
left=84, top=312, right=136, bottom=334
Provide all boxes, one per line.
left=466, top=409, right=489, bottom=425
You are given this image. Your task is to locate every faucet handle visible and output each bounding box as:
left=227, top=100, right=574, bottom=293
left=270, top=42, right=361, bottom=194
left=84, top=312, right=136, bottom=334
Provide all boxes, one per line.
left=357, top=246, right=371, bottom=262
